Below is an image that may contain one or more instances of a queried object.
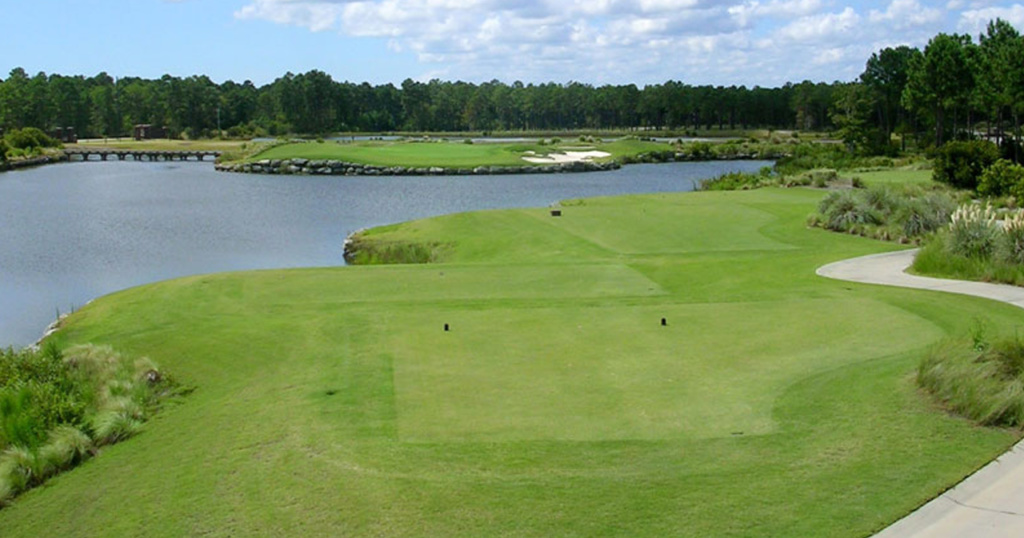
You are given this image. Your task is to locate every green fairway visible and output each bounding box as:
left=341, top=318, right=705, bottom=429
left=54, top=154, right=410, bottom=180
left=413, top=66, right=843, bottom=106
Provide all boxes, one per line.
left=3, top=187, right=1021, bottom=537
left=246, top=138, right=668, bottom=168
left=841, top=168, right=935, bottom=187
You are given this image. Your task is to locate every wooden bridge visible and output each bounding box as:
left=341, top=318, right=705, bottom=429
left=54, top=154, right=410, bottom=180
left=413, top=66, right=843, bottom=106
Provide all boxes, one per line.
left=63, top=149, right=221, bottom=162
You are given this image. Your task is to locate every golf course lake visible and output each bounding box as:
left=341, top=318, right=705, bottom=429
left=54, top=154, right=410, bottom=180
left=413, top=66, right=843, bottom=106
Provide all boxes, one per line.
left=0, top=159, right=770, bottom=348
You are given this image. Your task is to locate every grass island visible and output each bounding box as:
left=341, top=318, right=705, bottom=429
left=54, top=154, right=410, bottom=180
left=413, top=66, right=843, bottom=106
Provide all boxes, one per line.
left=215, top=137, right=758, bottom=176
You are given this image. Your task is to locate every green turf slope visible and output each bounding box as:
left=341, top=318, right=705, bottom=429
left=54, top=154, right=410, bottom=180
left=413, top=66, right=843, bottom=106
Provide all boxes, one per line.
left=2, top=188, right=1020, bottom=537
left=248, top=139, right=666, bottom=168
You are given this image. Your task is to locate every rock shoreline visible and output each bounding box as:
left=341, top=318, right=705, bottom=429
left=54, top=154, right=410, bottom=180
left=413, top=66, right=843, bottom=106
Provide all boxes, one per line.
left=215, top=158, right=623, bottom=176
left=0, top=154, right=68, bottom=171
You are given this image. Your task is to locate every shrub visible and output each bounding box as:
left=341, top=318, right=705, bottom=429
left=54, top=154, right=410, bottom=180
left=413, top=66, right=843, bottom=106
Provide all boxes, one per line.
left=0, top=388, right=44, bottom=450
left=932, top=140, right=1000, bottom=190
left=999, top=211, right=1024, bottom=265
left=92, top=409, right=143, bottom=445
left=0, top=344, right=177, bottom=506
left=812, top=186, right=957, bottom=243
left=0, top=446, right=39, bottom=494
left=0, top=139, right=8, bottom=162
left=774, top=143, right=854, bottom=175
left=0, top=345, right=85, bottom=450
left=791, top=168, right=838, bottom=188
left=37, top=425, right=92, bottom=472
left=688, top=142, right=713, bottom=159
left=948, top=203, right=999, bottom=258
left=343, top=235, right=453, bottom=265
left=0, top=425, right=91, bottom=505
left=919, top=335, right=1024, bottom=427
left=897, top=193, right=956, bottom=238
left=699, top=169, right=773, bottom=191
left=978, top=159, right=1024, bottom=197
left=862, top=185, right=898, bottom=214
left=225, top=122, right=268, bottom=140
left=1000, top=137, right=1023, bottom=164
left=3, top=127, right=60, bottom=151
left=818, top=190, right=882, bottom=231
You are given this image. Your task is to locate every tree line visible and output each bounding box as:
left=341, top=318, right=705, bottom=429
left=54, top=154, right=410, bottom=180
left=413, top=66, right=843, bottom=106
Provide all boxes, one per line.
left=833, top=18, right=1024, bottom=159
left=0, top=70, right=830, bottom=139
left=0, top=17, right=1019, bottom=153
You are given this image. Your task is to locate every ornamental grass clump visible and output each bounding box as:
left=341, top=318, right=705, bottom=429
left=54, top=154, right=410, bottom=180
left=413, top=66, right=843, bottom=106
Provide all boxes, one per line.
left=919, top=335, right=1024, bottom=427
left=898, top=193, right=957, bottom=239
left=0, top=344, right=177, bottom=506
left=999, top=211, right=1024, bottom=265
left=810, top=186, right=957, bottom=243
left=820, top=190, right=882, bottom=231
left=343, top=234, right=453, bottom=265
left=913, top=206, right=1024, bottom=288
left=947, top=203, right=999, bottom=258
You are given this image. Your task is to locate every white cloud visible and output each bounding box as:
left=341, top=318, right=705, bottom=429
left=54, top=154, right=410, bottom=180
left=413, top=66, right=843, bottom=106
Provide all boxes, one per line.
left=776, top=7, right=860, bottom=41
left=812, top=47, right=846, bottom=66
left=232, top=0, right=1024, bottom=85
left=728, top=0, right=823, bottom=27
left=959, top=4, right=1024, bottom=34
left=236, top=0, right=345, bottom=32
left=637, top=0, right=702, bottom=12
left=869, top=0, right=943, bottom=29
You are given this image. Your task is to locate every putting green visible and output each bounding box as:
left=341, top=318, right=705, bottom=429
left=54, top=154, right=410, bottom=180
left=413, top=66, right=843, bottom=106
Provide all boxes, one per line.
left=4, top=187, right=1020, bottom=537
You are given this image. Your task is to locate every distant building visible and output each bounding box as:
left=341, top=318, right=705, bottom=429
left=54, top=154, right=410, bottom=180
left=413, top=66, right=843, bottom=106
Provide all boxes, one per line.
left=133, top=124, right=167, bottom=140
left=50, top=127, right=78, bottom=144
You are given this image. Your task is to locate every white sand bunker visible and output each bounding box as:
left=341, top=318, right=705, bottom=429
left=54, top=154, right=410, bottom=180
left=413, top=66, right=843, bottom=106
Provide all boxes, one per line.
left=522, top=150, right=611, bottom=164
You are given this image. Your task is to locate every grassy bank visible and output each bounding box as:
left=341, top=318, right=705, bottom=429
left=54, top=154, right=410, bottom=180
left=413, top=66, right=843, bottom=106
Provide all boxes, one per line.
left=1, top=188, right=1020, bottom=536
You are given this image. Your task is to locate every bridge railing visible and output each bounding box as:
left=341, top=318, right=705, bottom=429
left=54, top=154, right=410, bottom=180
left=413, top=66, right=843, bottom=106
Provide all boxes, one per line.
left=63, top=149, right=222, bottom=162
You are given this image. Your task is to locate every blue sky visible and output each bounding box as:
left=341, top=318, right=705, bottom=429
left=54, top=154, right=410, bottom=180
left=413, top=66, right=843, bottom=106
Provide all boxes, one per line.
left=2, top=0, right=1023, bottom=87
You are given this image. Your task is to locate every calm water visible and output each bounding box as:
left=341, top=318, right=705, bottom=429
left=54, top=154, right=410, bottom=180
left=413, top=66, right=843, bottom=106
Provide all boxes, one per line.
left=0, top=159, right=770, bottom=347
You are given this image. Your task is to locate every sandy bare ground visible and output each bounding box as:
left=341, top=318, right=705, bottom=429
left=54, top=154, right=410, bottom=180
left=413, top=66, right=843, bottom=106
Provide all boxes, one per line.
left=522, top=150, right=611, bottom=164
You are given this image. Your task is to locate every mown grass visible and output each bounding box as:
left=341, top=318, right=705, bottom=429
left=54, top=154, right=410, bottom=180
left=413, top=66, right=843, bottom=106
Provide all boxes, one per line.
left=248, top=139, right=669, bottom=168
left=839, top=168, right=935, bottom=187
left=1, top=188, right=1020, bottom=536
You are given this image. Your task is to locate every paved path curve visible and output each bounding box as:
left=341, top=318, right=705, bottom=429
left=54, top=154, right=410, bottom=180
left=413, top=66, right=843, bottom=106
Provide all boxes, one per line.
left=817, top=249, right=1024, bottom=538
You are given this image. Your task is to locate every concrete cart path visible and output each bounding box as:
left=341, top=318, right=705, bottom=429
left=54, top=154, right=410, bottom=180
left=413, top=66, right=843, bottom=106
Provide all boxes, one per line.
left=817, top=249, right=1024, bottom=538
